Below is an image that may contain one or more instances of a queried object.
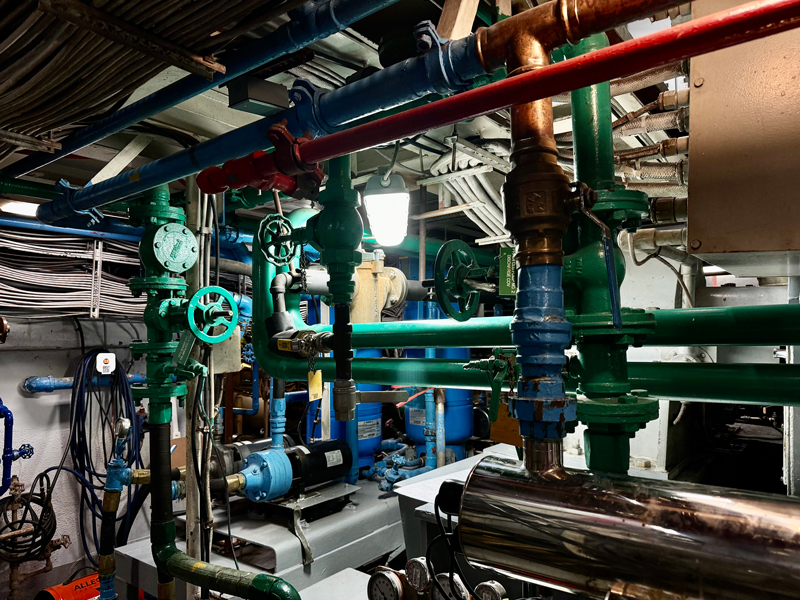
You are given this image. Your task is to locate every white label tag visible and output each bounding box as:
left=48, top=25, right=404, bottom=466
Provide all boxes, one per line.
left=96, top=353, right=116, bottom=375
left=325, top=449, right=343, bottom=467
left=358, top=418, right=381, bottom=440
left=409, top=408, right=426, bottom=427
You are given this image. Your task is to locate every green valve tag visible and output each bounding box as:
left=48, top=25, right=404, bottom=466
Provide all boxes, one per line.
left=173, top=331, right=197, bottom=368
left=499, top=248, right=517, bottom=297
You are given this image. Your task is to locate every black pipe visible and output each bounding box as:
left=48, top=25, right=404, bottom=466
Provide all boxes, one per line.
left=332, top=303, right=353, bottom=381
left=150, top=423, right=176, bottom=588
left=273, top=378, right=286, bottom=400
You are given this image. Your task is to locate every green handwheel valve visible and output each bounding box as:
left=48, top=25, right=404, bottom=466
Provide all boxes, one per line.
left=187, top=286, right=239, bottom=344
left=434, top=239, right=490, bottom=322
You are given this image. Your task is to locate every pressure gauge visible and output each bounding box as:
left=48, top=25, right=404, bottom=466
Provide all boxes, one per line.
left=475, top=581, right=507, bottom=600
left=405, top=557, right=431, bottom=592
left=368, top=571, right=404, bottom=600
left=433, top=573, right=470, bottom=600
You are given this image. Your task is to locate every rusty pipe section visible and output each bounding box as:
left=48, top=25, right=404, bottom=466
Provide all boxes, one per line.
left=459, top=453, right=800, bottom=600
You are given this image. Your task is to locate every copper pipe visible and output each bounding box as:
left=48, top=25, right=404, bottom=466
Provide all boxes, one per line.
left=476, top=0, right=689, bottom=72
left=478, top=0, right=685, bottom=267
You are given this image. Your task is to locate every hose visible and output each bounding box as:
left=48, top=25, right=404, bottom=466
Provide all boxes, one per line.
left=554, top=61, right=686, bottom=103
left=626, top=182, right=689, bottom=198
left=614, top=108, right=688, bottom=138
left=618, top=160, right=689, bottom=184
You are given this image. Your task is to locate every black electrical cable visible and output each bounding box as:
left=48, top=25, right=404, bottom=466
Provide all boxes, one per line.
left=190, top=371, right=209, bottom=572
left=297, top=399, right=311, bottom=445
left=211, top=444, right=240, bottom=570
left=426, top=493, right=479, bottom=600
left=208, top=195, right=221, bottom=287
left=74, top=317, right=85, bottom=355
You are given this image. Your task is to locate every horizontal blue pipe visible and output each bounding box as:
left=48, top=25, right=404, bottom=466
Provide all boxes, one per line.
left=0, top=215, right=143, bottom=243
left=4, top=0, right=402, bottom=178
left=23, top=374, right=146, bottom=393
left=36, top=32, right=486, bottom=222
left=219, top=225, right=254, bottom=245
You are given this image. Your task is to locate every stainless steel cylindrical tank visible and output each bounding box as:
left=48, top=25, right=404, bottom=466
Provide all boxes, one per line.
left=459, top=454, right=800, bottom=600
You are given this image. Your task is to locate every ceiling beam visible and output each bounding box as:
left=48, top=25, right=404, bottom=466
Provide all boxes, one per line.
left=437, top=0, right=480, bottom=39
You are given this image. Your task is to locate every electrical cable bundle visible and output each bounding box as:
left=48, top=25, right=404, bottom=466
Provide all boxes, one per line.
left=59, top=349, right=143, bottom=564
left=0, top=350, right=144, bottom=565
left=0, top=229, right=146, bottom=319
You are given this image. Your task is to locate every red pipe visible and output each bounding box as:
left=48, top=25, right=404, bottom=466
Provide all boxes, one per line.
left=299, top=0, right=800, bottom=165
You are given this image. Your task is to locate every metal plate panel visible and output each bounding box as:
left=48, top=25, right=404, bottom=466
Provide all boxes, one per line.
left=688, top=0, right=800, bottom=276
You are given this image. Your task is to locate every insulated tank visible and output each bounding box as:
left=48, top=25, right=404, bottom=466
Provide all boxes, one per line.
left=459, top=447, right=800, bottom=600
left=404, top=347, right=473, bottom=460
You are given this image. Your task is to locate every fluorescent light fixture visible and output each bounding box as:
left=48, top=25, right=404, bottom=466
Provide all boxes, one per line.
left=0, top=200, right=39, bottom=217
left=363, top=169, right=410, bottom=247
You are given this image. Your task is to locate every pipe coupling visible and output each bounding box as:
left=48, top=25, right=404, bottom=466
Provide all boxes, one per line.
left=503, top=144, right=573, bottom=268
left=332, top=379, right=358, bottom=421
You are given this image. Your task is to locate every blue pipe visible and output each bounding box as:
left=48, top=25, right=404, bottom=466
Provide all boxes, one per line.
left=0, top=398, right=32, bottom=497
left=423, top=302, right=437, bottom=468
left=270, top=384, right=287, bottom=451
left=436, top=395, right=445, bottom=465
left=219, top=225, right=254, bottom=245
left=4, top=0, right=402, bottom=179
left=511, top=265, right=574, bottom=439
left=0, top=215, right=143, bottom=243
left=0, top=215, right=251, bottom=248
left=0, top=399, right=14, bottom=497
left=234, top=292, right=254, bottom=340
left=35, top=27, right=486, bottom=223
left=23, top=373, right=147, bottom=393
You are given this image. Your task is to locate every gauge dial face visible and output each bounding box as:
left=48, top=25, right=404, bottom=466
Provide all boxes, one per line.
left=405, top=557, right=431, bottom=592
left=475, top=581, right=507, bottom=600
left=433, top=573, right=469, bottom=600
left=368, top=571, right=404, bottom=600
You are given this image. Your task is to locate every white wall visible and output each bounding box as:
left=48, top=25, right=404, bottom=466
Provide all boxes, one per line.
left=0, top=319, right=148, bottom=598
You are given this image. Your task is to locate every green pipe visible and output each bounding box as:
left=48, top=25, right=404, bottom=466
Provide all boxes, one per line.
left=365, top=235, right=498, bottom=267
left=648, top=304, right=800, bottom=346
left=310, top=317, right=513, bottom=349
left=161, top=550, right=299, bottom=600
left=253, top=210, right=502, bottom=388
left=301, top=303, right=800, bottom=350
left=623, top=362, right=800, bottom=406
left=563, top=34, right=616, bottom=191
left=0, top=175, right=60, bottom=200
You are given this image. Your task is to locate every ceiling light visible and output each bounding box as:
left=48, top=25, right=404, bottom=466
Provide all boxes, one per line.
left=0, top=200, right=39, bottom=217
left=363, top=168, right=410, bottom=247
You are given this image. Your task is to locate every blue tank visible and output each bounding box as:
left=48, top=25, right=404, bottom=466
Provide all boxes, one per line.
left=404, top=347, right=473, bottom=461
left=305, top=348, right=383, bottom=468
left=353, top=348, right=384, bottom=467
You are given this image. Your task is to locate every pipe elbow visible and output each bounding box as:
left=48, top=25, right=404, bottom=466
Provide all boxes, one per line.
left=253, top=576, right=302, bottom=600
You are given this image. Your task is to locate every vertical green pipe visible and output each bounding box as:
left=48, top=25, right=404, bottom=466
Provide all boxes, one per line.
left=566, top=35, right=616, bottom=191
left=564, top=35, right=646, bottom=474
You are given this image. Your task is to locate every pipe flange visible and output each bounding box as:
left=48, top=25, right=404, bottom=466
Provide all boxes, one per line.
left=576, top=391, right=659, bottom=426
left=570, top=308, right=655, bottom=342
left=266, top=121, right=320, bottom=176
